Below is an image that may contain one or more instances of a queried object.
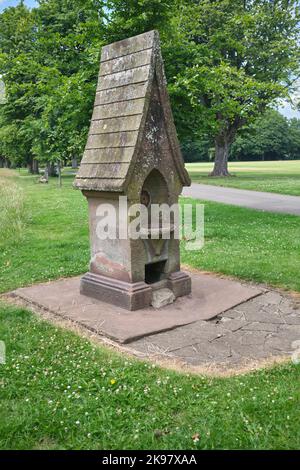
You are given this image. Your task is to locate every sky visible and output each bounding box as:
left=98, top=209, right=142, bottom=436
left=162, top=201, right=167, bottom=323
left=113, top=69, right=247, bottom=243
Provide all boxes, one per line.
left=278, top=101, right=300, bottom=119
left=0, top=0, right=299, bottom=119
left=0, top=0, right=37, bottom=11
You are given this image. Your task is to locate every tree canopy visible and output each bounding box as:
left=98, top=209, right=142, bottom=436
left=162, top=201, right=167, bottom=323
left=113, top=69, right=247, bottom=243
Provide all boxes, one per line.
left=0, top=0, right=299, bottom=173
left=0, top=0, right=106, bottom=171
left=182, top=110, right=300, bottom=162
left=171, top=0, right=300, bottom=174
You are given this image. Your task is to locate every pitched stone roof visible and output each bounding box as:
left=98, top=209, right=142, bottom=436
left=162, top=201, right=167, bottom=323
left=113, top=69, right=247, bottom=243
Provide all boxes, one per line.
left=75, top=30, right=190, bottom=192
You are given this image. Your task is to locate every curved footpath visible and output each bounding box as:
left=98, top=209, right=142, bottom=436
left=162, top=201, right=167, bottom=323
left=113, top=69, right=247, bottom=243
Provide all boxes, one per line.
left=183, top=183, right=300, bottom=216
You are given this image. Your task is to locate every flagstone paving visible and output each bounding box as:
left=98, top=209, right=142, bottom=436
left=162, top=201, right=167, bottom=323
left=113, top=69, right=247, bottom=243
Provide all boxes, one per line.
left=6, top=273, right=300, bottom=370
left=9, top=272, right=261, bottom=344
left=127, top=291, right=300, bottom=367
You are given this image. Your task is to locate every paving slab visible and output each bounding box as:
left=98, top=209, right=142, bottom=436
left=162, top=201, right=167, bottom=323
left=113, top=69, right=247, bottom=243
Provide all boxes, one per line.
left=129, top=292, right=300, bottom=367
left=9, top=271, right=261, bottom=344
left=7, top=272, right=300, bottom=369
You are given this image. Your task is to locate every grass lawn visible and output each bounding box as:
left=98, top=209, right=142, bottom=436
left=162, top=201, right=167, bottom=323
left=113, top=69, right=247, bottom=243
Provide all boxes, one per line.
left=1, top=169, right=300, bottom=293
left=1, top=304, right=300, bottom=450
left=0, top=169, right=300, bottom=450
left=186, top=160, right=300, bottom=196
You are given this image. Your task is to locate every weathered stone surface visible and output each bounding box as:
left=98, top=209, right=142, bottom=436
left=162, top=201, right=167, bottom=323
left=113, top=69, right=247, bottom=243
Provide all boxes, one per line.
left=10, top=271, right=261, bottom=342
left=89, top=115, right=141, bottom=134
left=100, top=49, right=152, bottom=76
left=75, top=30, right=190, bottom=192
left=128, top=287, right=300, bottom=365
left=245, top=311, right=286, bottom=324
left=74, top=30, right=192, bottom=310
left=275, top=297, right=299, bottom=315
left=79, top=162, right=131, bottom=179
left=92, top=98, right=145, bottom=120
left=258, top=291, right=283, bottom=305
left=220, top=318, right=246, bottom=332
left=80, top=272, right=152, bottom=312
left=264, top=336, right=294, bottom=353
left=284, top=313, right=300, bottom=325
left=95, top=82, right=148, bottom=106
left=151, top=288, right=175, bottom=309
left=101, top=31, right=156, bottom=62
left=167, top=271, right=192, bottom=298
left=97, top=65, right=150, bottom=91
left=176, top=341, right=232, bottom=365
left=135, top=321, right=226, bottom=353
left=77, top=178, right=124, bottom=192
left=132, top=321, right=224, bottom=354
left=10, top=270, right=300, bottom=367
left=82, top=147, right=134, bottom=164
left=221, top=309, right=244, bottom=320
left=241, top=322, right=279, bottom=332
left=239, top=331, right=269, bottom=346
left=277, top=324, right=300, bottom=339
left=86, top=131, right=138, bottom=150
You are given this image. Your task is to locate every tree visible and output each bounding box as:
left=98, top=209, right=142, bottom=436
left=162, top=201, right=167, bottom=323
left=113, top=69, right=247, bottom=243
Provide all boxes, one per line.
left=1, top=0, right=299, bottom=175
left=172, top=0, right=300, bottom=175
left=105, top=0, right=174, bottom=43
left=0, top=1, right=106, bottom=175
left=30, top=0, right=106, bottom=176
left=179, top=110, right=300, bottom=162
left=288, top=118, right=300, bottom=160
left=231, top=110, right=291, bottom=161
left=0, top=2, right=40, bottom=172
left=181, top=136, right=212, bottom=162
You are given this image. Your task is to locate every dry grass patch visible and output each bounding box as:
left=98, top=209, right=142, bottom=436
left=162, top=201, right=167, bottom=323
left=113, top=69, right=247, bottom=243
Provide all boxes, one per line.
left=0, top=177, right=26, bottom=244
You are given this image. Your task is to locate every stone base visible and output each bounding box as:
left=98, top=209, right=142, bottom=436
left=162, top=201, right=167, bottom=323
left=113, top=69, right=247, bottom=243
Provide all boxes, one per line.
left=168, top=271, right=191, bottom=298
left=80, top=270, right=191, bottom=311
left=9, top=271, right=263, bottom=343
left=80, top=272, right=152, bottom=311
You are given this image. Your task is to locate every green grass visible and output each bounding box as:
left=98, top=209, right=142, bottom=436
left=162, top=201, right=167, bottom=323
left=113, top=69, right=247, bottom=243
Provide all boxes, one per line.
left=187, top=160, right=300, bottom=196
left=0, top=170, right=90, bottom=293
left=1, top=169, right=300, bottom=450
left=182, top=198, right=300, bottom=292
left=1, top=169, right=300, bottom=294
left=1, top=303, right=299, bottom=450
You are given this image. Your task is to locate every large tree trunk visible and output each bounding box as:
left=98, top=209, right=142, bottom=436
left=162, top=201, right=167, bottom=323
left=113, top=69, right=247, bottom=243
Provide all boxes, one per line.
left=47, top=161, right=56, bottom=177
left=57, top=161, right=62, bottom=187
left=32, top=159, right=39, bottom=174
left=27, top=160, right=33, bottom=173
left=27, top=158, right=39, bottom=174
left=71, top=157, right=78, bottom=169
left=210, top=135, right=231, bottom=176
left=0, top=157, right=11, bottom=168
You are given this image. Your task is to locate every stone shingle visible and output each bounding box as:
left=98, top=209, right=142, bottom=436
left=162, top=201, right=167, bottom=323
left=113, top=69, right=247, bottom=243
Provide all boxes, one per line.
left=99, top=49, right=153, bottom=76
left=75, top=30, right=190, bottom=192
left=94, top=82, right=148, bottom=106
left=101, top=31, right=156, bottom=62
left=92, top=98, right=145, bottom=120
left=89, top=115, right=141, bottom=135
left=97, top=65, right=150, bottom=91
